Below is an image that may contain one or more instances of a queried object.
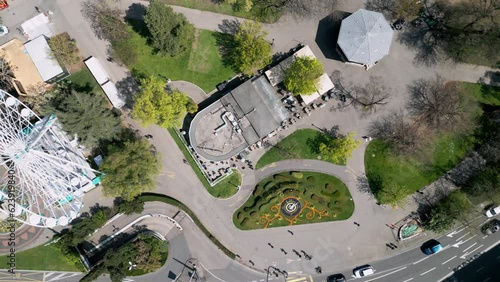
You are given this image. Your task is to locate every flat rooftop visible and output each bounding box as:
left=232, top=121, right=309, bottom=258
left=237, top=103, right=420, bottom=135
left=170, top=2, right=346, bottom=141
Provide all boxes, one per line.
left=190, top=76, right=289, bottom=161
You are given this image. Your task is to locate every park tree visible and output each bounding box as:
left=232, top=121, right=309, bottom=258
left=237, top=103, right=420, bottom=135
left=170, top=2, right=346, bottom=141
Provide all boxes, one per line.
left=132, top=76, right=191, bottom=128
left=423, top=190, right=473, bottom=233
left=399, top=0, right=499, bottom=66
left=284, top=56, right=324, bottom=95
left=133, top=236, right=167, bottom=272
left=116, top=197, right=145, bottom=215
left=406, top=75, right=478, bottom=133
left=48, top=33, right=80, bottom=66
left=41, top=84, right=122, bottom=149
left=100, top=139, right=161, bottom=201
left=368, top=110, right=422, bottom=155
left=318, top=132, right=361, bottom=163
left=464, top=168, right=500, bottom=204
left=23, top=82, right=53, bottom=113
left=332, top=70, right=392, bottom=115
left=0, top=57, right=15, bottom=91
left=144, top=0, right=195, bottom=56
left=224, top=0, right=253, bottom=12
left=381, top=182, right=409, bottom=209
left=365, top=0, right=424, bottom=20
left=82, top=1, right=130, bottom=43
left=232, top=21, right=272, bottom=75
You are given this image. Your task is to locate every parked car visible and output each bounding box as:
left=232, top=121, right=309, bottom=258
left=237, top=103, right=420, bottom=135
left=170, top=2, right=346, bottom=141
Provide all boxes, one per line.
left=421, top=239, right=443, bottom=255
left=0, top=26, right=8, bottom=36
left=327, top=273, right=346, bottom=282
left=482, top=219, right=500, bottom=235
left=485, top=205, right=500, bottom=217
left=353, top=265, right=374, bottom=278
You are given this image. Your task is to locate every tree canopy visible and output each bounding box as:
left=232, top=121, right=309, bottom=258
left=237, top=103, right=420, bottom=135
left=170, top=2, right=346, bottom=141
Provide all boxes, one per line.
left=48, top=33, right=80, bottom=66
left=132, top=76, right=191, bottom=128
left=82, top=1, right=130, bottom=43
left=144, top=0, right=195, bottom=56
left=365, top=0, right=424, bottom=20
left=407, top=75, right=478, bottom=133
left=318, top=132, right=361, bottom=163
left=41, top=83, right=122, bottom=149
left=423, top=190, right=473, bottom=233
left=232, top=21, right=272, bottom=75
left=0, top=56, right=15, bottom=91
left=399, top=0, right=499, bottom=66
left=283, top=56, right=324, bottom=95
left=100, top=139, right=161, bottom=201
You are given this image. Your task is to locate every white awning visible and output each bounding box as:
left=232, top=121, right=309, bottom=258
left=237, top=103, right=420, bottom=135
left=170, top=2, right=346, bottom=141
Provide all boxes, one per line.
left=21, top=13, right=54, bottom=39
left=24, top=35, right=64, bottom=82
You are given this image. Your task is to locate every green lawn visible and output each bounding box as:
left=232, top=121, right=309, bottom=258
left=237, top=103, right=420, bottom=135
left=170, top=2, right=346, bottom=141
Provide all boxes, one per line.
left=0, top=244, right=82, bottom=271
left=207, top=169, right=241, bottom=198
left=126, top=27, right=234, bottom=93
left=461, top=82, right=500, bottom=106
left=233, top=171, right=354, bottom=230
left=256, top=129, right=346, bottom=169
left=365, top=133, right=476, bottom=203
left=158, top=0, right=282, bottom=23
left=168, top=128, right=239, bottom=198
left=65, top=68, right=101, bottom=93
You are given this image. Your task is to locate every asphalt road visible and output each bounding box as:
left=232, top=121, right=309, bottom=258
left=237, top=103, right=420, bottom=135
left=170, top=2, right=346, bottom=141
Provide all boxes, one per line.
left=443, top=242, right=500, bottom=282
left=295, top=219, right=500, bottom=282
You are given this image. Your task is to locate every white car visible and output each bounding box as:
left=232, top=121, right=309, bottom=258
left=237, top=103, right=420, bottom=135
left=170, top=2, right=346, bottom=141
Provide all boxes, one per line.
left=353, top=265, right=375, bottom=278
left=0, top=26, right=8, bottom=36
left=485, top=205, right=500, bottom=217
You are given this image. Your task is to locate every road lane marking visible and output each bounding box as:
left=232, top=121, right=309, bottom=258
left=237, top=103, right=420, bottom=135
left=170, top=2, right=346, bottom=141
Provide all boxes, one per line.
left=477, top=267, right=485, bottom=272
left=366, top=267, right=407, bottom=281
left=447, top=227, right=465, bottom=237
left=286, top=278, right=307, bottom=282
left=413, top=257, right=429, bottom=265
left=461, top=244, right=484, bottom=259
left=455, top=233, right=470, bottom=241
left=402, top=278, right=414, bottom=282
left=463, top=242, right=478, bottom=253
left=461, top=234, right=477, bottom=244
left=442, top=255, right=457, bottom=265
left=420, top=267, right=436, bottom=276
left=483, top=235, right=488, bottom=239
left=483, top=277, right=491, bottom=282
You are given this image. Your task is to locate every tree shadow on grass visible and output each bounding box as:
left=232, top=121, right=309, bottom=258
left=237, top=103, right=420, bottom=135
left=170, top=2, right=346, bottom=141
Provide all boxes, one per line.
left=213, top=19, right=240, bottom=70
left=305, top=126, right=339, bottom=154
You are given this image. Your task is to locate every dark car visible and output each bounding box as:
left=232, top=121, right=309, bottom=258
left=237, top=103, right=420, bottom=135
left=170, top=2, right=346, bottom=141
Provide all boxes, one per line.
left=421, top=239, right=443, bottom=255
left=327, top=273, right=346, bottom=282
left=482, top=219, right=500, bottom=235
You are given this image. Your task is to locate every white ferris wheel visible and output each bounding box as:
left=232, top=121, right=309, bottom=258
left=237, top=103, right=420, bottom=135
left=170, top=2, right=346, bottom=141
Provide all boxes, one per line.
left=0, top=89, right=100, bottom=228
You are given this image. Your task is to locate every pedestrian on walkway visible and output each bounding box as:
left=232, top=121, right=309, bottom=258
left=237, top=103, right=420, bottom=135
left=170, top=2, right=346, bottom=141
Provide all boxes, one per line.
left=354, top=222, right=360, bottom=226
left=35, top=6, right=41, bottom=13
left=287, top=229, right=294, bottom=235
left=268, top=243, right=274, bottom=248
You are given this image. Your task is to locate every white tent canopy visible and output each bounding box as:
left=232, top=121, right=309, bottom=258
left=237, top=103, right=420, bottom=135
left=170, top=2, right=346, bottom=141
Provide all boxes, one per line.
left=337, top=9, right=394, bottom=65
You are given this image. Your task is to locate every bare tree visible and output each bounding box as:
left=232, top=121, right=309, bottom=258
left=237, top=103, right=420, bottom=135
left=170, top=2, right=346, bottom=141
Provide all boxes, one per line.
left=0, top=57, right=16, bottom=91
left=406, top=75, right=477, bottom=133
left=81, top=0, right=130, bottom=43
left=369, top=110, right=422, bottom=155
left=331, top=70, right=392, bottom=116
left=23, top=82, right=53, bottom=113
left=366, top=0, right=423, bottom=20
left=254, top=0, right=338, bottom=19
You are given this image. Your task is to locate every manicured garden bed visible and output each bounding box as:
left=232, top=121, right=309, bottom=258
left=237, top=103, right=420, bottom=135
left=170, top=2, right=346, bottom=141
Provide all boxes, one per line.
left=256, top=129, right=346, bottom=169
left=233, top=171, right=354, bottom=230
left=365, top=133, right=475, bottom=204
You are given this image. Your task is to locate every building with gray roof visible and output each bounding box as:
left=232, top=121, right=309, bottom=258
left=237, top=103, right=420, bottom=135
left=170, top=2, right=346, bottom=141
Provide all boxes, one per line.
left=189, top=76, right=289, bottom=161
left=337, top=9, right=394, bottom=66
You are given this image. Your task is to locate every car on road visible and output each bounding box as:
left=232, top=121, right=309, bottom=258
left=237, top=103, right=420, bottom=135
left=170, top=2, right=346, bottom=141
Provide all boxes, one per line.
left=353, top=265, right=374, bottom=278
left=0, top=26, right=8, bottom=36
left=422, top=239, right=443, bottom=255
left=482, top=219, right=500, bottom=235
left=485, top=205, right=500, bottom=217
left=327, top=273, right=346, bottom=282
